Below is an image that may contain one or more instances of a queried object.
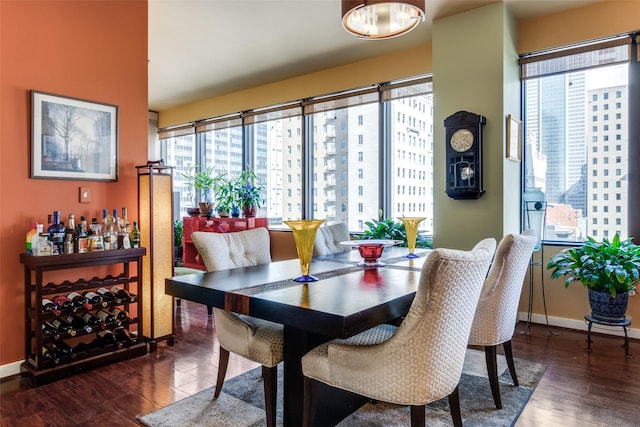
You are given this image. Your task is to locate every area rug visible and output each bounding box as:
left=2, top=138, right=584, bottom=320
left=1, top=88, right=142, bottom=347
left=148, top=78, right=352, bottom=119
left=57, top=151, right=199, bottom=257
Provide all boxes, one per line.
left=138, top=349, right=546, bottom=427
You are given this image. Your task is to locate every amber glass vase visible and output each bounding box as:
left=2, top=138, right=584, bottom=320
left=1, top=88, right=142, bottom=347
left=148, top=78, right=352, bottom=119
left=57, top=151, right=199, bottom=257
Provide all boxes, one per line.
left=398, top=217, right=426, bottom=258
left=284, top=219, right=324, bottom=282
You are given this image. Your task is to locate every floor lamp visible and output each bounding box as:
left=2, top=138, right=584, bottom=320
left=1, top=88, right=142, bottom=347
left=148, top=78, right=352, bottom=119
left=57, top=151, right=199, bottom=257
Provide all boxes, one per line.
left=137, top=160, right=175, bottom=351
left=523, top=189, right=556, bottom=334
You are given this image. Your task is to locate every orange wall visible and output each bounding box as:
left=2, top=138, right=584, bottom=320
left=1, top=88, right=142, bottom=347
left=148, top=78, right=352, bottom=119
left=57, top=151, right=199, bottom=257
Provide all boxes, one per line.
left=0, top=1, right=148, bottom=367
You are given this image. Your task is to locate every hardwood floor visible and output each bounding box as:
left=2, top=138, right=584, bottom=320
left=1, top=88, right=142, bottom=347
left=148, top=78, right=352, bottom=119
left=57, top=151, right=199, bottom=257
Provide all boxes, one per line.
left=1, top=300, right=638, bottom=426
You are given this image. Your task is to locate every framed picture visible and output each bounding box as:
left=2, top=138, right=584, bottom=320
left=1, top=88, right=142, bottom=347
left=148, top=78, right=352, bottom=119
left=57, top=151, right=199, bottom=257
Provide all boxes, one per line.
left=31, top=90, right=118, bottom=181
left=506, top=114, right=521, bottom=162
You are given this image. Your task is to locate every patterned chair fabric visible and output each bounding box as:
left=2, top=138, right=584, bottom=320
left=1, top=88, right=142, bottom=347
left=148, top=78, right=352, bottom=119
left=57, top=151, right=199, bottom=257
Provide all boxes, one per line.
left=190, top=227, right=282, bottom=426
left=467, top=229, right=537, bottom=409
left=312, top=222, right=350, bottom=256
left=301, top=238, right=496, bottom=414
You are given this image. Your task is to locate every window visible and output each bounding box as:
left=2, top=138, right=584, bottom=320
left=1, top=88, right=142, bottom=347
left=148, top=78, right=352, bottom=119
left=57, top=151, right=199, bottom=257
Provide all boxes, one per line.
left=522, top=36, right=631, bottom=242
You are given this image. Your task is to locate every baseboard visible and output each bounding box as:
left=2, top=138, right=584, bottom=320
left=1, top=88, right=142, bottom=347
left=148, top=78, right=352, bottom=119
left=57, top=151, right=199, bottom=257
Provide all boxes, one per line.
left=0, top=360, right=23, bottom=380
left=517, top=311, right=640, bottom=339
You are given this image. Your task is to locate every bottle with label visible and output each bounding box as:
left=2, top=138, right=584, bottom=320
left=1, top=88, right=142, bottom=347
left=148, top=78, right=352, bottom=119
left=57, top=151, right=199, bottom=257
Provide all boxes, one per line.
left=35, top=232, right=53, bottom=256
left=113, top=326, right=137, bottom=345
left=42, top=321, right=61, bottom=340
left=95, top=309, right=118, bottom=326
left=103, top=224, right=118, bottom=251
left=52, top=295, right=74, bottom=312
left=29, top=224, right=44, bottom=256
left=130, top=221, right=141, bottom=248
left=103, top=208, right=113, bottom=229
left=111, top=285, right=137, bottom=302
left=48, top=211, right=66, bottom=255
left=48, top=341, right=74, bottom=358
left=88, top=218, right=104, bottom=252
left=26, top=222, right=38, bottom=255
left=64, top=313, right=92, bottom=333
left=83, top=291, right=107, bottom=308
left=96, top=287, right=116, bottom=303
left=120, top=207, right=131, bottom=234
left=94, top=329, right=122, bottom=349
left=50, top=317, right=77, bottom=336
left=82, top=312, right=104, bottom=328
left=64, top=234, right=74, bottom=254
left=67, top=291, right=92, bottom=311
left=42, top=345, right=61, bottom=365
left=42, top=298, right=60, bottom=316
left=109, top=307, right=131, bottom=322
left=65, top=215, right=78, bottom=253
left=76, top=218, right=89, bottom=253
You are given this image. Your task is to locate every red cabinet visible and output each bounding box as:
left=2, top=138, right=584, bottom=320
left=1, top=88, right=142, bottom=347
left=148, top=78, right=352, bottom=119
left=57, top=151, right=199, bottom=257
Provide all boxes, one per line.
left=182, top=216, right=268, bottom=269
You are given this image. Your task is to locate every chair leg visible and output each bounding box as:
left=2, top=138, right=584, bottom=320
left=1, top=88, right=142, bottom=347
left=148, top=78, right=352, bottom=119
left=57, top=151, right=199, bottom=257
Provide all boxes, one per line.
left=503, top=339, right=519, bottom=386
left=484, top=345, right=502, bottom=409
left=262, top=365, right=277, bottom=427
left=207, top=305, right=213, bottom=315
left=214, top=347, right=230, bottom=399
left=448, top=385, right=462, bottom=427
left=410, top=405, right=425, bottom=427
left=302, top=377, right=314, bottom=427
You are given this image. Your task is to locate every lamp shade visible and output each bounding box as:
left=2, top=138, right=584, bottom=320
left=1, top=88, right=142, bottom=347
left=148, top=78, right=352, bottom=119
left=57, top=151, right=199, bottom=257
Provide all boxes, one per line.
left=137, top=160, right=175, bottom=351
left=342, top=0, right=425, bottom=39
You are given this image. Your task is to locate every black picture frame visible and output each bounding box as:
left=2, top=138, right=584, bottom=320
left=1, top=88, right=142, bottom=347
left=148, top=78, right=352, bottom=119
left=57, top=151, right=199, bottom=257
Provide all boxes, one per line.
left=31, top=90, right=118, bottom=181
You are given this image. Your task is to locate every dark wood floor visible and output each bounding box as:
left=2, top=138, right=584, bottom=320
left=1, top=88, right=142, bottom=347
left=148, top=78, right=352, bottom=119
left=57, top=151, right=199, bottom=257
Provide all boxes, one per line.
left=1, top=300, right=639, bottom=426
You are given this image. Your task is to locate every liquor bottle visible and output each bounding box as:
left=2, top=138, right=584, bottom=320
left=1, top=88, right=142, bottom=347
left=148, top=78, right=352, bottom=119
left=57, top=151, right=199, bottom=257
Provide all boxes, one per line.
left=130, top=221, right=141, bottom=248
left=52, top=295, right=75, bottom=312
left=47, top=214, right=53, bottom=229
left=95, top=329, right=122, bottom=349
left=42, top=321, right=61, bottom=340
left=88, top=218, right=104, bottom=252
left=96, top=287, right=116, bottom=303
left=30, top=224, right=44, bottom=256
left=64, top=313, right=92, bottom=333
left=76, top=218, right=89, bottom=253
left=63, top=234, right=74, bottom=254
left=118, top=208, right=131, bottom=249
left=109, top=307, right=131, bottom=322
left=111, top=286, right=137, bottom=302
left=48, top=211, right=66, bottom=255
left=35, top=232, right=54, bottom=256
left=67, top=291, right=93, bottom=310
left=103, top=223, right=118, bottom=251
left=82, top=311, right=104, bottom=328
left=42, top=298, right=61, bottom=316
left=120, top=207, right=131, bottom=234
left=65, top=214, right=78, bottom=253
left=103, top=208, right=113, bottom=229
left=95, top=309, right=118, bottom=326
left=50, top=317, right=77, bottom=336
left=42, top=345, right=61, bottom=365
left=112, top=209, right=120, bottom=231
left=113, top=326, right=137, bottom=345
left=26, top=222, right=38, bottom=255
left=83, top=291, right=107, bottom=308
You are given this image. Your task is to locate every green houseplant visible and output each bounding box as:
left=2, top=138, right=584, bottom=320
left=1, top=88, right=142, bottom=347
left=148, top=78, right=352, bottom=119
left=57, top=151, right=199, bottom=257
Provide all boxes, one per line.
left=546, top=234, right=640, bottom=321
left=179, top=165, right=201, bottom=216
left=236, top=167, right=263, bottom=217
left=193, top=166, right=215, bottom=216
left=212, top=170, right=238, bottom=217
left=173, top=219, right=183, bottom=260
left=361, top=210, right=432, bottom=249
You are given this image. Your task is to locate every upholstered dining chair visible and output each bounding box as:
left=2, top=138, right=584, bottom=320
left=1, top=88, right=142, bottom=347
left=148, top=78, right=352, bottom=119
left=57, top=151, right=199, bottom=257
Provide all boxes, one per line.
left=312, top=222, right=350, bottom=256
left=467, top=229, right=537, bottom=409
left=190, top=227, right=282, bottom=427
left=301, top=238, right=496, bottom=427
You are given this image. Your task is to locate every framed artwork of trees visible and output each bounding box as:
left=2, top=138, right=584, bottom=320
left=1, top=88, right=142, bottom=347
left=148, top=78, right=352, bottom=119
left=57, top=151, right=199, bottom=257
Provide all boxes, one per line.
left=31, top=90, right=118, bottom=181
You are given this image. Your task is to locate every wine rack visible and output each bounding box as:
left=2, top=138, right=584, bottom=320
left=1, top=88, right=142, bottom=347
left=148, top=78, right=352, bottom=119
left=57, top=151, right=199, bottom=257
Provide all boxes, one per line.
left=20, top=248, right=148, bottom=387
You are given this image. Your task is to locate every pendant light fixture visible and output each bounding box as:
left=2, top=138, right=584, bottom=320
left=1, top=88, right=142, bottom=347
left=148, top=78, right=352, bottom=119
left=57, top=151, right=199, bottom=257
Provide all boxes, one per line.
left=342, top=0, right=425, bottom=40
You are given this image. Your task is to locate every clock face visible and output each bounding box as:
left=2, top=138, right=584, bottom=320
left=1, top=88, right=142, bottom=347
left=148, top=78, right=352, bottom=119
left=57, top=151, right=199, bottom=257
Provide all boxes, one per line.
left=450, top=129, right=474, bottom=152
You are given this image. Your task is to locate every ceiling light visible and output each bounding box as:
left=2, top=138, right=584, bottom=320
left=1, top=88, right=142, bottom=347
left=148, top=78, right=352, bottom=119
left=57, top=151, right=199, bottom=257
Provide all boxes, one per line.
left=342, top=0, right=425, bottom=40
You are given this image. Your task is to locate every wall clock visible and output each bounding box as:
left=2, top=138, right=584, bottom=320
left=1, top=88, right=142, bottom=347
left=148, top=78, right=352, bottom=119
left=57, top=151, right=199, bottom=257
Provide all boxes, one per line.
left=444, top=111, right=486, bottom=199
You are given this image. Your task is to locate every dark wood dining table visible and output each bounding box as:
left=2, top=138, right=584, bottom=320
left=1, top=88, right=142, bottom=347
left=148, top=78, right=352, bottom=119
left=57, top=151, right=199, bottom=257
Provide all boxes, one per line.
left=165, top=246, right=429, bottom=426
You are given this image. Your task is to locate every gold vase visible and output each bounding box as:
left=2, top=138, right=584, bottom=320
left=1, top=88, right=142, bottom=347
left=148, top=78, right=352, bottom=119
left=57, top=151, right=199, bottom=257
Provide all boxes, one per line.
left=284, top=219, right=324, bottom=282
left=398, top=217, right=426, bottom=258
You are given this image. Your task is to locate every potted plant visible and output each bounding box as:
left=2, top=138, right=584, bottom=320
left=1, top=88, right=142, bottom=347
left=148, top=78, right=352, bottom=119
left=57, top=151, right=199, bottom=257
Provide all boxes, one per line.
left=212, top=170, right=237, bottom=217
left=193, top=166, right=215, bottom=216
left=547, top=234, right=640, bottom=322
left=236, top=167, right=263, bottom=218
left=180, top=165, right=201, bottom=217
left=173, top=219, right=183, bottom=260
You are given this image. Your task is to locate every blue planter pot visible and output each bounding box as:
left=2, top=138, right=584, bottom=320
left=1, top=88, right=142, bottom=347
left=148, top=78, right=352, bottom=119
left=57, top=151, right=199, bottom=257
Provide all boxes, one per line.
left=588, top=289, right=629, bottom=323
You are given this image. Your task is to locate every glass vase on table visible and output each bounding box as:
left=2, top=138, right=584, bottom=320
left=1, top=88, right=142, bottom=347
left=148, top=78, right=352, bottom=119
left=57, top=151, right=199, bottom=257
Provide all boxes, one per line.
left=284, top=219, right=324, bottom=282
left=398, top=217, right=426, bottom=258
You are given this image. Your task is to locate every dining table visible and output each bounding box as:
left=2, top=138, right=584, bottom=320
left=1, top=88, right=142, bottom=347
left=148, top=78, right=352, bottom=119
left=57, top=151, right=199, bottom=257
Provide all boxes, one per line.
left=165, top=245, right=429, bottom=426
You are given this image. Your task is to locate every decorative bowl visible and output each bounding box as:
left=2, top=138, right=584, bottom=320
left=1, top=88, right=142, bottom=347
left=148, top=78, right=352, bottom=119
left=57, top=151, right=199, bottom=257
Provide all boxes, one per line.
left=339, top=239, right=402, bottom=266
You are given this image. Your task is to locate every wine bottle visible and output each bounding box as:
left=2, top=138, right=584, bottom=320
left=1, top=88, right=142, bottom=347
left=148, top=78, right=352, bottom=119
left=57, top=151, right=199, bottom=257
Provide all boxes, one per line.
left=48, top=340, right=74, bottom=358
left=95, top=309, right=118, bottom=326
left=72, top=341, right=93, bottom=355
left=51, top=317, right=77, bottom=336
left=48, top=211, right=66, bottom=255
left=52, top=295, right=75, bottom=312
left=130, top=221, right=141, bottom=248
left=109, top=307, right=131, bottom=322
left=83, top=291, right=107, bottom=308
left=111, top=286, right=137, bottom=302
left=42, top=298, right=61, bottom=316
left=64, top=314, right=92, bottom=334
left=113, top=326, right=137, bottom=345
left=41, top=321, right=61, bottom=340
left=95, top=329, right=122, bottom=349
left=67, top=291, right=92, bottom=310
left=81, top=312, right=104, bottom=328
left=96, top=287, right=116, bottom=303
left=42, top=345, right=61, bottom=365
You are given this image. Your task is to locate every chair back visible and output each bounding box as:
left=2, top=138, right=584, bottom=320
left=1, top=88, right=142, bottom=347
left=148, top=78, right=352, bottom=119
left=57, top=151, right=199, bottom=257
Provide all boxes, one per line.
left=191, top=227, right=271, bottom=272
left=326, top=238, right=496, bottom=404
left=468, top=229, right=537, bottom=346
left=313, top=223, right=350, bottom=256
